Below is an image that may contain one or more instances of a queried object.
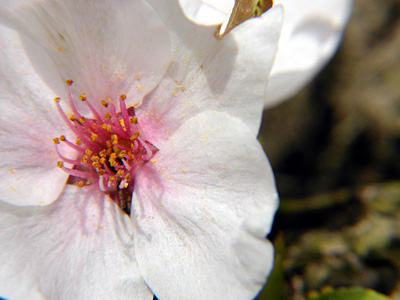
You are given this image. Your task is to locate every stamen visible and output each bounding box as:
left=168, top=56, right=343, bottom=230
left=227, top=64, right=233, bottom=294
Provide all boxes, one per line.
left=53, top=81, right=158, bottom=215
left=55, top=145, right=90, bottom=167
left=121, top=159, right=131, bottom=170
left=114, top=143, right=131, bottom=151
left=65, top=80, right=83, bottom=120
left=60, top=166, right=98, bottom=179
left=129, top=116, right=138, bottom=124
left=54, top=99, right=95, bottom=147
left=138, top=137, right=153, bottom=161
left=59, top=136, right=86, bottom=154
left=83, top=97, right=104, bottom=123
left=107, top=101, right=130, bottom=139
left=119, top=94, right=132, bottom=135
left=131, top=132, right=140, bottom=140
left=101, top=100, right=109, bottom=107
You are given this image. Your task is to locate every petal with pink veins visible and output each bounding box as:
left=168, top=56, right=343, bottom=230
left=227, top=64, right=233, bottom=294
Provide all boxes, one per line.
left=132, top=111, right=278, bottom=300
left=142, top=1, right=283, bottom=134
left=0, top=185, right=152, bottom=300
left=0, top=0, right=171, bottom=110
left=0, top=25, right=68, bottom=206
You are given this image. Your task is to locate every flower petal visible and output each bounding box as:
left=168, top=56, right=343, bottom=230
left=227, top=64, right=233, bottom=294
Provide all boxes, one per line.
left=265, top=0, right=353, bottom=107
left=132, top=111, right=278, bottom=300
left=0, top=0, right=171, bottom=108
left=178, top=0, right=353, bottom=107
left=0, top=185, right=152, bottom=300
left=142, top=2, right=283, bottom=133
left=178, top=0, right=232, bottom=25
left=0, top=25, right=68, bottom=206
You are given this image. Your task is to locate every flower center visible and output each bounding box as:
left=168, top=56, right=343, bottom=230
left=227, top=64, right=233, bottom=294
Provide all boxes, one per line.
left=53, top=79, right=158, bottom=215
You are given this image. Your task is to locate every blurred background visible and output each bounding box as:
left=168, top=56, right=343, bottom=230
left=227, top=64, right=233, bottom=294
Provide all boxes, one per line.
left=258, top=0, right=400, bottom=298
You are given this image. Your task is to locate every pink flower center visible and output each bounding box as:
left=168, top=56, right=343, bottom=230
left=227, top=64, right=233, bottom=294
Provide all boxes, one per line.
left=53, top=79, right=158, bottom=214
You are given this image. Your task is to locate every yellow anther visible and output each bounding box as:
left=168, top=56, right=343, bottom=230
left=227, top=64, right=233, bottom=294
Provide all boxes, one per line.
left=109, top=153, right=118, bottom=166
left=52, top=138, right=60, bottom=144
left=113, top=148, right=121, bottom=155
left=120, top=94, right=127, bottom=101
left=123, top=182, right=129, bottom=188
left=101, top=100, right=108, bottom=107
left=130, top=131, right=140, bottom=140
left=116, top=170, right=124, bottom=177
left=69, top=115, right=77, bottom=121
left=118, top=150, right=127, bottom=159
left=56, top=161, right=63, bottom=168
left=104, top=112, right=111, bottom=119
left=97, top=169, right=105, bottom=176
left=80, top=93, right=87, bottom=101
left=100, top=124, right=111, bottom=132
left=99, top=157, right=106, bottom=164
left=85, top=149, right=93, bottom=156
left=80, top=155, right=88, bottom=163
left=75, top=138, right=81, bottom=145
left=91, top=155, right=100, bottom=162
left=129, top=116, right=138, bottom=124
left=79, top=116, right=85, bottom=123
left=59, top=135, right=66, bottom=141
left=99, top=149, right=107, bottom=157
left=124, top=174, right=131, bottom=181
left=109, top=176, right=116, bottom=182
left=65, top=79, right=73, bottom=86
left=106, top=140, right=112, bottom=148
left=92, top=162, right=101, bottom=169
left=77, top=181, right=84, bottom=188
left=54, top=97, right=60, bottom=103
left=111, top=134, right=118, bottom=144
left=90, top=133, right=98, bottom=141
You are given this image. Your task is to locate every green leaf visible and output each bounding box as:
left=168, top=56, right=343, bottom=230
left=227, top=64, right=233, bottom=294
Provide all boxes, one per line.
left=307, top=287, right=392, bottom=300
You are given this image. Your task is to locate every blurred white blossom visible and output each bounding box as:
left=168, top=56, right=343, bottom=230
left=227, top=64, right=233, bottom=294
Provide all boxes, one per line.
left=179, top=0, right=353, bottom=107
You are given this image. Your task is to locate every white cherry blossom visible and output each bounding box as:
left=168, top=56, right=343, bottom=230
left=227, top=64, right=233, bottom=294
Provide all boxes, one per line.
left=179, top=0, right=353, bottom=107
left=0, top=0, right=283, bottom=299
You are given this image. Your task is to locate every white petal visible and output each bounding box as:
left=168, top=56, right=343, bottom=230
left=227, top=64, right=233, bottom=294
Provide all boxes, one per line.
left=265, top=0, right=353, bottom=107
left=178, top=0, right=232, bottom=25
left=177, top=0, right=353, bottom=107
left=0, top=0, right=171, bottom=108
left=0, top=185, right=152, bottom=300
left=0, top=25, right=68, bottom=206
left=142, top=1, right=283, bottom=133
left=132, top=111, right=278, bottom=300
